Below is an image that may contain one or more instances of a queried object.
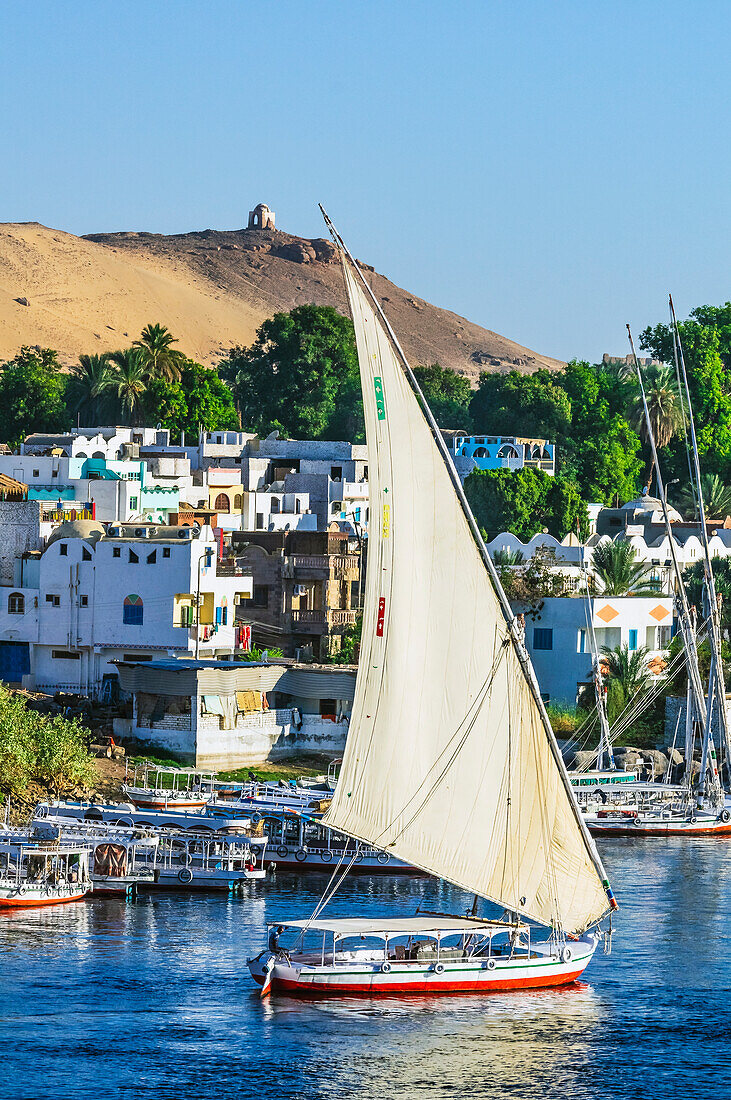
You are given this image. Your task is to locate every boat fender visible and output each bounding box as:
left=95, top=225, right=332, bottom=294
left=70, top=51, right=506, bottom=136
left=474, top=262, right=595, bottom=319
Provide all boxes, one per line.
left=295, top=849, right=308, bottom=862
left=276, top=845, right=289, bottom=858
left=178, top=868, right=193, bottom=884
left=721, top=810, right=731, bottom=824
left=485, top=958, right=496, bottom=970
left=320, top=850, right=333, bottom=863
left=252, top=813, right=261, bottom=824
left=433, top=963, right=445, bottom=974
left=381, top=962, right=391, bottom=973
left=353, top=851, right=364, bottom=864
left=376, top=852, right=390, bottom=865
left=561, top=947, right=573, bottom=963
left=690, top=816, right=698, bottom=825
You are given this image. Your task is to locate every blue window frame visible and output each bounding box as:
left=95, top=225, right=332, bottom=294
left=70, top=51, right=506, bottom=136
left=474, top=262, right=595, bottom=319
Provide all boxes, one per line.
left=533, top=627, right=553, bottom=651
left=628, top=628, right=638, bottom=651
left=123, top=594, right=143, bottom=626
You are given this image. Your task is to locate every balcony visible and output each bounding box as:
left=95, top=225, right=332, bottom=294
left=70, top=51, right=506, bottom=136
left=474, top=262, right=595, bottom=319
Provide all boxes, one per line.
left=329, top=609, right=357, bottom=627
left=290, top=608, right=357, bottom=632
left=291, top=609, right=326, bottom=632
left=216, top=561, right=252, bottom=578
left=293, top=554, right=359, bottom=575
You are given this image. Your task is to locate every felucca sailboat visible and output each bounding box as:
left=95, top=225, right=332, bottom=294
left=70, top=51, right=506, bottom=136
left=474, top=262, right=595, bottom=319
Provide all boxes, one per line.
left=248, top=214, right=618, bottom=997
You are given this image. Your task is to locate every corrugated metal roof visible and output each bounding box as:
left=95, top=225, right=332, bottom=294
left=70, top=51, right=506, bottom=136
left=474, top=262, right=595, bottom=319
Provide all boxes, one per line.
left=114, top=660, right=357, bottom=699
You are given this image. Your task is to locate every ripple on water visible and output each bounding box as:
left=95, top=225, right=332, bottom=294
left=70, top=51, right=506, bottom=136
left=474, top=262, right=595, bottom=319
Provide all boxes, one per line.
left=2, top=840, right=731, bottom=1099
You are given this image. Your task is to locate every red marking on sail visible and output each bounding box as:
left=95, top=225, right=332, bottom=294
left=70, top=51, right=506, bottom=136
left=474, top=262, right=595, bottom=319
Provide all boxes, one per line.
left=376, top=597, right=386, bottom=636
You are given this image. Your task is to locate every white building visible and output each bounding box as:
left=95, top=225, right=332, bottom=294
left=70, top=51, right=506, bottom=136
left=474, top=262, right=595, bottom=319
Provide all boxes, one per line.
left=522, top=595, right=674, bottom=706
left=0, top=520, right=252, bottom=695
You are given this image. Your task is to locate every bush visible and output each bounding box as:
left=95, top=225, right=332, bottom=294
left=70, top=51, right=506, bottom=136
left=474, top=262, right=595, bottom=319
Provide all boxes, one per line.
left=0, top=686, right=94, bottom=800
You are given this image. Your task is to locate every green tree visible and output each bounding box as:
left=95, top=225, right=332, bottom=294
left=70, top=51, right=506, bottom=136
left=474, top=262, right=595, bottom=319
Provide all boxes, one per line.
left=66, top=353, right=114, bottom=425
left=133, top=323, right=185, bottom=381
left=412, top=363, right=472, bottom=429
left=554, top=360, right=643, bottom=504
left=631, top=363, right=683, bottom=451
left=470, top=369, right=572, bottom=440
left=675, top=472, right=731, bottom=520
left=465, top=467, right=587, bottom=541
left=641, top=316, right=731, bottom=478
left=141, top=361, right=239, bottom=442
left=179, top=362, right=239, bottom=438
left=110, top=348, right=149, bottom=425
left=0, top=347, right=70, bottom=446
left=683, top=557, right=731, bottom=636
left=221, top=305, right=363, bottom=441
left=591, top=540, right=658, bottom=596
left=600, top=643, right=652, bottom=721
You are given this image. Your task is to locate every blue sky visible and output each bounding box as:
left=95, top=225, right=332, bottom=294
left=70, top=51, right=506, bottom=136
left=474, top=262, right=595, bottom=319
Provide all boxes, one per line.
left=2, top=0, right=729, bottom=362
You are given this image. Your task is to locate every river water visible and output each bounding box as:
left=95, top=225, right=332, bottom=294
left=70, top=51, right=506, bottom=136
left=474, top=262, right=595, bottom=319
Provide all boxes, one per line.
left=1, top=839, right=730, bottom=1100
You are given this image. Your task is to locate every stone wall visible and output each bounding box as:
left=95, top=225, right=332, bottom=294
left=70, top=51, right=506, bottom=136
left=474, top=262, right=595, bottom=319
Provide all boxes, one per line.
left=195, top=710, right=347, bottom=769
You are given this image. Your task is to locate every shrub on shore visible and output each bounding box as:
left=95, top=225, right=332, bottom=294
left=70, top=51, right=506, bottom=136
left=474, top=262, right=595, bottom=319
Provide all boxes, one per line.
left=0, top=685, right=94, bottom=802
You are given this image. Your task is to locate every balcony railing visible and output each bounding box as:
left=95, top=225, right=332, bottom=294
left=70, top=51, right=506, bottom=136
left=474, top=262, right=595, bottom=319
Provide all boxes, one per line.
left=292, top=609, right=326, bottom=626
left=329, top=609, right=357, bottom=626
left=290, top=608, right=357, bottom=630
left=216, top=562, right=252, bottom=578
left=293, top=554, right=359, bottom=573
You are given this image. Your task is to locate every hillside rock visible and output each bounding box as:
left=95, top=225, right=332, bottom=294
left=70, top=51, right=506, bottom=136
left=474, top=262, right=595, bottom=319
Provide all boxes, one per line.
left=0, top=220, right=564, bottom=375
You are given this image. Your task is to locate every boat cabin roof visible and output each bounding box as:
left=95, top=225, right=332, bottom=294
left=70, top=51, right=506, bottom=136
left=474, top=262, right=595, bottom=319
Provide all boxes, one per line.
left=0, top=842, right=88, bottom=856
left=270, top=916, right=524, bottom=937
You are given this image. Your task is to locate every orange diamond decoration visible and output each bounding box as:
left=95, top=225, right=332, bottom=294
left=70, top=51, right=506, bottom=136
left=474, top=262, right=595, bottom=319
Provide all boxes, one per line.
left=649, top=604, right=669, bottom=621
left=596, top=604, right=619, bottom=623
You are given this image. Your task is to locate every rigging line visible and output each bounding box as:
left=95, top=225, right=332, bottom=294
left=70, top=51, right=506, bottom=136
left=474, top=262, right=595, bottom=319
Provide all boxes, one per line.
left=295, top=843, right=362, bottom=948
left=320, top=204, right=611, bottom=891
left=670, top=319, right=698, bottom=518
left=669, top=294, right=731, bottom=777
left=627, top=325, right=709, bottom=757
left=372, top=633, right=511, bottom=847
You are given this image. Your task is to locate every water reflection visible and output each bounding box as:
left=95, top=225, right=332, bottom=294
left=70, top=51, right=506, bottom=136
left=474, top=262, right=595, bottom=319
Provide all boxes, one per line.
left=2, top=846, right=731, bottom=1099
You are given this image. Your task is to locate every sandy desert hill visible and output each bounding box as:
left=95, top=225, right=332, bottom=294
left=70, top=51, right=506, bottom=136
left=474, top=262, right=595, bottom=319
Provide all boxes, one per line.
left=0, top=220, right=564, bottom=378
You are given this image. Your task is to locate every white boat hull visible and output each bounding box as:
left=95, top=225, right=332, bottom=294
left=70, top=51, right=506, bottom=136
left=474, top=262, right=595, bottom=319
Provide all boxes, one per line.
left=153, top=866, right=266, bottom=890
left=249, top=938, right=597, bottom=998
left=0, top=882, right=90, bottom=908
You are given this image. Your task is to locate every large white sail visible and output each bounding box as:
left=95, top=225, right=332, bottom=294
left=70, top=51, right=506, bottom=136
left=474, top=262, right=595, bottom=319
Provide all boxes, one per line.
left=323, top=251, right=613, bottom=935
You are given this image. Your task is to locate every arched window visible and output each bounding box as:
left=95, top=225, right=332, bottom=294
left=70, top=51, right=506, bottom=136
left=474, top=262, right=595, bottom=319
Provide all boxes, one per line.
left=8, top=592, right=24, bottom=615
left=233, top=494, right=243, bottom=510
left=92, top=451, right=105, bottom=459
left=473, top=447, right=487, bottom=458
left=214, top=493, right=230, bottom=514
left=123, top=594, right=143, bottom=625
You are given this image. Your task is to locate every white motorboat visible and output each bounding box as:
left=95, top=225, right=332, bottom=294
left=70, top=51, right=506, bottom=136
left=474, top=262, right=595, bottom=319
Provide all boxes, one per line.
left=0, top=843, right=91, bottom=908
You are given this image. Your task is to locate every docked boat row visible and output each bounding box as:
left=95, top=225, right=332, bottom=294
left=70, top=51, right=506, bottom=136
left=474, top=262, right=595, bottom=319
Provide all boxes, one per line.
left=9, top=258, right=729, bottom=1004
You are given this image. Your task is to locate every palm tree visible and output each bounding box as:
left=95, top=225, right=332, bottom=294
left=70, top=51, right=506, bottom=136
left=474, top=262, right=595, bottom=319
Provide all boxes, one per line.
left=493, top=548, right=525, bottom=567
left=133, top=323, right=184, bottom=381
left=67, top=353, right=113, bottom=425
left=591, top=539, right=659, bottom=596
left=675, top=472, right=731, bottom=521
left=600, top=642, right=652, bottom=698
left=600, top=642, right=653, bottom=720
left=631, top=364, right=683, bottom=450
left=109, top=349, right=149, bottom=425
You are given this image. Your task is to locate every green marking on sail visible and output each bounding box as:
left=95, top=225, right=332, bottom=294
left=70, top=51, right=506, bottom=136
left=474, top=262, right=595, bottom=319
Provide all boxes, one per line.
left=373, top=376, right=386, bottom=420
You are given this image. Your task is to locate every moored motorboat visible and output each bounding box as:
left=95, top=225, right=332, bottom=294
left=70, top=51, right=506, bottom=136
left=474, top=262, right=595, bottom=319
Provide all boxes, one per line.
left=0, top=843, right=91, bottom=908
left=122, top=764, right=215, bottom=811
